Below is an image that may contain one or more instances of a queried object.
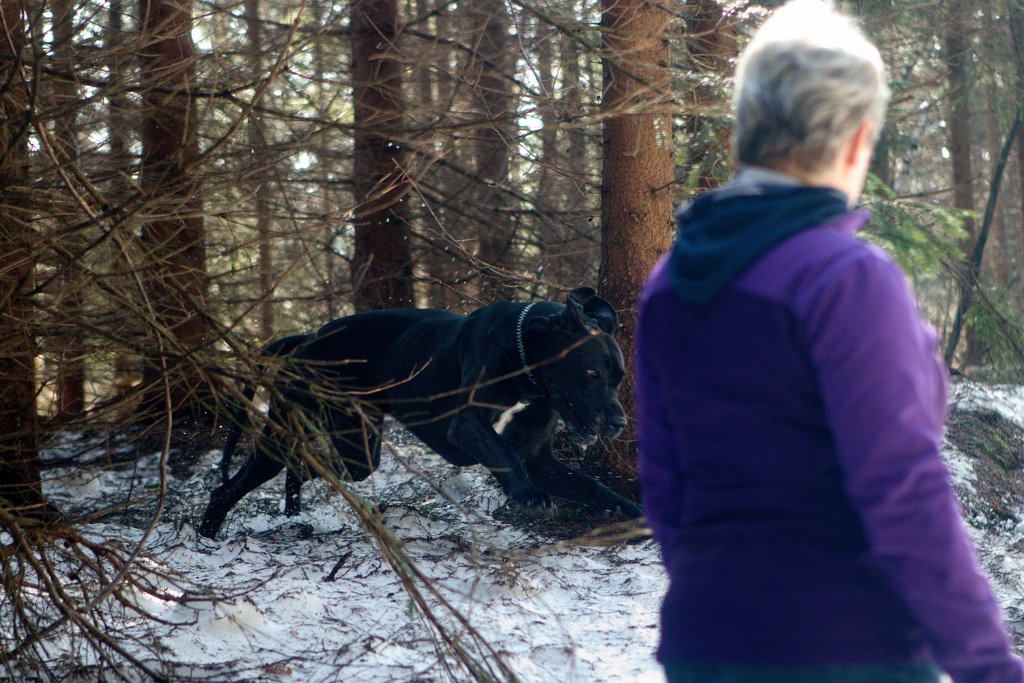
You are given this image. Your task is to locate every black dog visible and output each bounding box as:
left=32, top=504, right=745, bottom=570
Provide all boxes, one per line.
left=198, top=287, right=642, bottom=539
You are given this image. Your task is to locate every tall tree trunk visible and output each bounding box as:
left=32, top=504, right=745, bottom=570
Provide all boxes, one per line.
left=51, top=0, right=86, bottom=418
left=0, top=0, right=45, bottom=513
left=1009, top=0, right=1024, bottom=314
left=468, top=0, right=515, bottom=303
left=536, top=24, right=558, bottom=209
left=942, top=2, right=980, bottom=366
left=409, top=0, right=458, bottom=309
left=561, top=32, right=587, bottom=183
left=534, top=23, right=567, bottom=297
left=592, top=0, right=674, bottom=489
left=945, top=109, right=1022, bottom=368
left=138, top=0, right=211, bottom=419
left=245, top=0, right=275, bottom=340
left=350, top=0, right=415, bottom=312
left=986, top=76, right=1009, bottom=288
left=558, top=29, right=594, bottom=295
left=311, top=0, right=340, bottom=320
left=683, top=0, right=735, bottom=192
left=107, top=0, right=136, bottom=397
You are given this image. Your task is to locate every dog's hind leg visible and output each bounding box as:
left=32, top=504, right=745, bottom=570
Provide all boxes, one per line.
left=221, top=333, right=312, bottom=485
left=327, top=411, right=384, bottom=482
left=282, top=411, right=382, bottom=517
left=198, top=424, right=292, bottom=538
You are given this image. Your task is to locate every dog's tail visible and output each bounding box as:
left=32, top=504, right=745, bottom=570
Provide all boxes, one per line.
left=220, top=334, right=310, bottom=485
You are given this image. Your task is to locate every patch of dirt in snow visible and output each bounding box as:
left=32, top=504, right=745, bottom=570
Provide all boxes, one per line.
left=946, top=403, right=1024, bottom=528
left=945, top=381, right=1024, bottom=644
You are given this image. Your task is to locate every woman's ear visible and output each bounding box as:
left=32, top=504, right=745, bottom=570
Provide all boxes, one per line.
left=846, top=120, right=875, bottom=169
left=844, top=120, right=876, bottom=203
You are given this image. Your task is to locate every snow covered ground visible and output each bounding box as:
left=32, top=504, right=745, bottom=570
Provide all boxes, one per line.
left=7, top=379, right=1024, bottom=681
left=945, top=381, right=1024, bottom=643
left=28, top=425, right=665, bottom=682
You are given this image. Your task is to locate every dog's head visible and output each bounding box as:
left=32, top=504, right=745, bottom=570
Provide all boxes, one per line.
left=527, top=287, right=627, bottom=445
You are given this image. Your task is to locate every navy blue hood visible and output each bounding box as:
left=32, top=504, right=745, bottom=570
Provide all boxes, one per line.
left=670, top=184, right=850, bottom=305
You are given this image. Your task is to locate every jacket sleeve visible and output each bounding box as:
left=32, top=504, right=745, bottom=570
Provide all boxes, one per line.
left=803, top=246, right=1024, bottom=683
left=635, top=289, right=685, bottom=567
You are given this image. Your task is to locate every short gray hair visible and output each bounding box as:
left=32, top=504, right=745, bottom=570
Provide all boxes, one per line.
left=732, top=0, right=890, bottom=172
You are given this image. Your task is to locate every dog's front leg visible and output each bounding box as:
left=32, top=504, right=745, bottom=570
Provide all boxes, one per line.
left=501, top=401, right=642, bottom=518
left=527, top=457, right=643, bottom=519
left=447, top=410, right=552, bottom=509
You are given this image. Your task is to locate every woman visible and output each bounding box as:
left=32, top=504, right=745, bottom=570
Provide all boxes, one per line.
left=635, top=1, right=1024, bottom=681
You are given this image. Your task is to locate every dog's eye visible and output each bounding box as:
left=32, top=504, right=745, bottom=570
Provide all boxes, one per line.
left=586, top=368, right=601, bottom=379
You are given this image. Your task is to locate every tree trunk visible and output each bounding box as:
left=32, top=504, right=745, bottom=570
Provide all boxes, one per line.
left=411, top=0, right=455, bottom=309
left=468, top=0, right=515, bottom=303
left=245, top=0, right=275, bottom=340
left=592, top=0, right=674, bottom=489
left=945, top=109, right=1022, bottom=368
left=942, top=2, right=980, bottom=366
left=51, top=0, right=86, bottom=419
left=1009, top=0, right=1024, bottom=314
left=536, top=25, right=557, bottom=209
left=558, top=30, right=593, bottom=292
left=350, top=0, right=415, bottom=312
left=986, top=76, right=1009, bottom=288
left=561, top=31, right=589, bottom=182
left=0, top=0, right=45, bottom=513
left=107, top=0, right=137, bottom=397
left=138, top=0, right=211, bottom=419
left=683, top=0, right=735, bottom=192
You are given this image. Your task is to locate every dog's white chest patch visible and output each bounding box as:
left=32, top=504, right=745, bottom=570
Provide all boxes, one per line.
left=493, top=401, right=529, bottom=435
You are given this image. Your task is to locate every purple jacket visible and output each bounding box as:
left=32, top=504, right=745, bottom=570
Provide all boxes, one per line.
left=635, top=177, right=1024, bottom=682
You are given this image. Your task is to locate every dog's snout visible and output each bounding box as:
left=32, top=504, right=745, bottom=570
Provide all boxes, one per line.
left=603, top=409, right=628, bottom=437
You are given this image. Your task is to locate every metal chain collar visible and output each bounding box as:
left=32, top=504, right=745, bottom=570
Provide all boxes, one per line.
left=516, top=302, right=539, bottom=386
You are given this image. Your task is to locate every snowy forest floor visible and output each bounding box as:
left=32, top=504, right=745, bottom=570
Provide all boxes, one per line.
left=6, top=379, right=1024, bottom=682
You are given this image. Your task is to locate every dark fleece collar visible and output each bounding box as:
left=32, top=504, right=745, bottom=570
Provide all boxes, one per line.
left=669, top=182, right=850, bottom=305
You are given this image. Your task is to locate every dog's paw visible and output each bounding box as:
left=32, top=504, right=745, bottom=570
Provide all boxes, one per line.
left=509, top=483, right=553, bottom=511
left=616, top=499, right=644, bottom=519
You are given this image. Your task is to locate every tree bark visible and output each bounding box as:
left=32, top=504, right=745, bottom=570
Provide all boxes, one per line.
left=536, top=25, right=557, bottom=209
left=942, top=2, right=980, bottom=366
left=107, top=0, right=137, bottom=397
left=683, top=0, right=735, bottom=192
left=51, top=0, right=86, bottom=419
left=592, top=0, right=674, bottom=489
left=138, top=0, right=211, bottom=419
left=945, top=108, right=1022, bottom=366
left=245, top=0, right=275, bottom=340
left=468, top=0, right=515, bottom=303
left=561, top=32, right=588, bottom=182
left=986, top=75, right=1009, bottom=289
left=1009, top=0, right=1024, bottom=314
left=0, top=0, right=45, bottom=512
left=350, top=0, right=415, bottom=312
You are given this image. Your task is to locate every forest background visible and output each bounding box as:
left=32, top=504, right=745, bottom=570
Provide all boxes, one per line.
left=2, top=0, right=1024, bottom=679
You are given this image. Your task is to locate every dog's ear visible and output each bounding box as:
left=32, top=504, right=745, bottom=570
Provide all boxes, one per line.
left=567, top=287, right=597, bottom=305
left=583, top=296, right=619, bottom=335
left=565, top=287, right=619, bottom=336
left=563, top=289, right=592, bottom=332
